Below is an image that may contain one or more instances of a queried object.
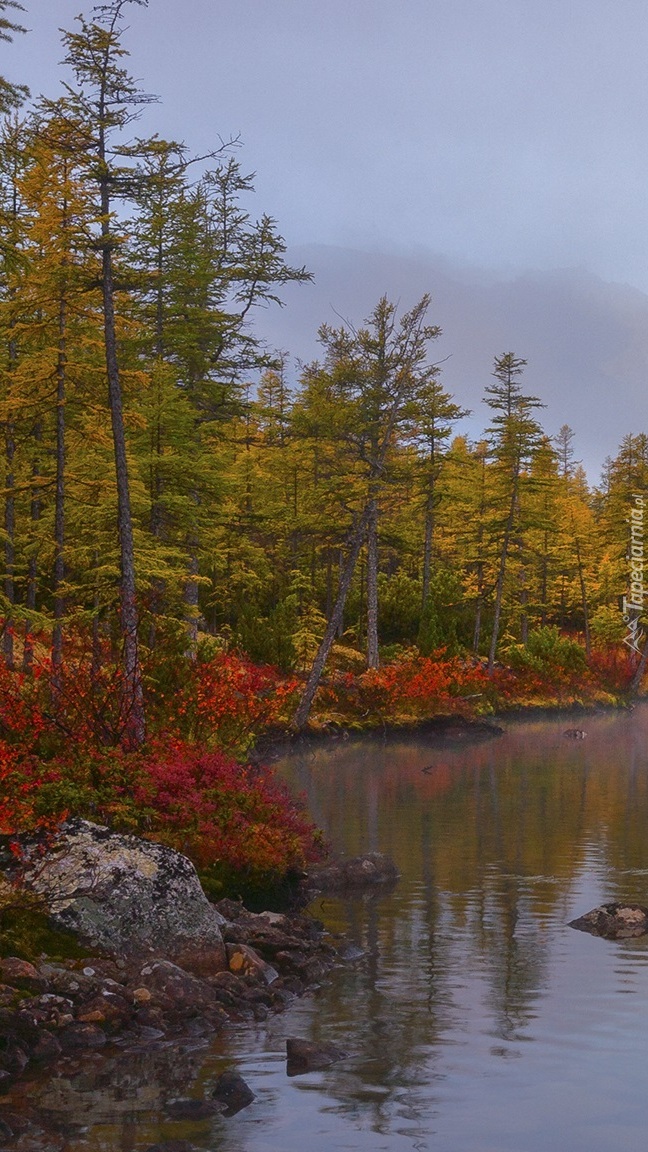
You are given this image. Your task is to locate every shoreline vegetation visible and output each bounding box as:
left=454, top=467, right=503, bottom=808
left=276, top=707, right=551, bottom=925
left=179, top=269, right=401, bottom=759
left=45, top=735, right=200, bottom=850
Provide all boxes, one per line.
left=0, top=634, right=641, bottom=908
left=0, top=632, right=640, bottom=1102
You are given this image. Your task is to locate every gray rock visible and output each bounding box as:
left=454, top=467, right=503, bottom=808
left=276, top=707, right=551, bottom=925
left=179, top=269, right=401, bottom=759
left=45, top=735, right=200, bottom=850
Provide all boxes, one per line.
left=569, top=902, right=648, bottom=939
left=13, top=819, right=227, bottom=963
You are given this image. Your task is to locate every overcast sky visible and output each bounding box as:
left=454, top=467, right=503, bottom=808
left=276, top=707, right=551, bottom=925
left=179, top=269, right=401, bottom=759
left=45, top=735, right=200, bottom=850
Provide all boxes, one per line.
left=8, top=0, right=648, bottom=476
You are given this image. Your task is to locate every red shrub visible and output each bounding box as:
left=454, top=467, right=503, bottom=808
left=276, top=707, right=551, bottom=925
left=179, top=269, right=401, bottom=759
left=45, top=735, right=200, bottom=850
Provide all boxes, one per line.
left=587, top=645, right=636, bottom=693
left=154, top=652, right=299, bottom=752
left=131, top=740, right=322, bottom=877
left=318, top=651, right=490, bottom=722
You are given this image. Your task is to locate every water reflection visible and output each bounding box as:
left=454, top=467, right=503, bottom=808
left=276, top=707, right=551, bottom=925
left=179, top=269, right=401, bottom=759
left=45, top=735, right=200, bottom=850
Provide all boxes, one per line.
left=8, top=706, right=648, bottom=1151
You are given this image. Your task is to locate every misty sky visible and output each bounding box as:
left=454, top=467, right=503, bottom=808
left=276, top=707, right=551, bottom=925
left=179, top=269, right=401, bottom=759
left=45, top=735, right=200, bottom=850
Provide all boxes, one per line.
left=8, top=0, right=648, bottom=475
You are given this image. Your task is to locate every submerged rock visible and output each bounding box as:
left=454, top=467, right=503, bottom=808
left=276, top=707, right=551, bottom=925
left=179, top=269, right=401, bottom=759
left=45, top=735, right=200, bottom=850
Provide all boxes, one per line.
left=145, top=1143, right=198, bottom=1152
left=165, top=1097, right=224, bottom=1120
left=569, top=902, right=648, bottom=938
left=7, top=819, right=227, bottom=966
left=286, top=1036, right=348, bottom=1075
left=306, top=852, right=399, bottom=894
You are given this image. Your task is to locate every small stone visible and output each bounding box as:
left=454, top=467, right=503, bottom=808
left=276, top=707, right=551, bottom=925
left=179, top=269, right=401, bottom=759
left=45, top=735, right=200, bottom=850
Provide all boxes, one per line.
left=76, top=1009, right=106, bottom=1023
left=132, top=987, right=152, bottom=1003
left=212, top=1071, right=255, bottom=1114
left=0, top=958, right=45, bottom=993
left=226, top=944, right=279, bottom=985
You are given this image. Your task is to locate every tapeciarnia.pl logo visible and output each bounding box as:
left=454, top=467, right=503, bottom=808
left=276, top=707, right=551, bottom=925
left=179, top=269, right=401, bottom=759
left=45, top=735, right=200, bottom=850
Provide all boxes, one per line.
left=623, top=493, right=646, bottom=655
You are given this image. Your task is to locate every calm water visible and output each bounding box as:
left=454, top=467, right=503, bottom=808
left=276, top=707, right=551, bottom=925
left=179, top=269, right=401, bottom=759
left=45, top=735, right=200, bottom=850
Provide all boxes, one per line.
left=10, top=706, right=648, bottom=1151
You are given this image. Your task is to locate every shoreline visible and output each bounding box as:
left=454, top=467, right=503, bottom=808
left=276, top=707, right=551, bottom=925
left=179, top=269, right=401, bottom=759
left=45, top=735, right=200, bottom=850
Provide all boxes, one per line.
left=252, top=696, right=641, bottom=762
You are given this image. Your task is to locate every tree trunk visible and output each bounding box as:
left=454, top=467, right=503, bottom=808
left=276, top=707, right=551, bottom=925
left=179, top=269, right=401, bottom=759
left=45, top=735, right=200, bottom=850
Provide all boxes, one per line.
left=422, top=489, right=435, bottom=609
left=336, top=548, right=345, bottom=638
left=488, top=481, right=518, bottom=675
left=473, top=580, right=483, bottom=654
left=540, top=529, right=548, bottom=626
left=23, top=420, right=42, bottom=673
left=325, top=546, right=333, bottom=620
left=366, top=496, right=379, bottom=668
left=52, top=295, right=67, bottom=697
left=184, top=543, right=200, bottom=658
left=3, top=424, right=15, bottom=670
left=101, top=177, right=144, bottom=746
left=91, top=550, right=101, bottom=683
left=574, top=536, right=591, bottom=658
left=517, top=541, right=528, bottom=646
left=293, top=505, right=371, bottom=729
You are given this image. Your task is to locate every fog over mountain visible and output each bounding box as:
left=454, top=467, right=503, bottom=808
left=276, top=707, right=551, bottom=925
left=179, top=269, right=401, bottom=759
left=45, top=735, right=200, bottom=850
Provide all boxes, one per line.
left=254, top=245, right=648, bottom=482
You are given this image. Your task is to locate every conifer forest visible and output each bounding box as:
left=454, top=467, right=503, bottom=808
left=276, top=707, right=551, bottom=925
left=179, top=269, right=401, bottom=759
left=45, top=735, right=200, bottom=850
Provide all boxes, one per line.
left=0, top=0, right=644, bottom=889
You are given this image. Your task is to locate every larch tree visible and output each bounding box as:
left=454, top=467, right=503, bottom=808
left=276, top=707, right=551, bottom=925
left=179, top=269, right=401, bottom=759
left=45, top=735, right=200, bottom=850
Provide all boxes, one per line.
left=55, top=0, right=159, bottom=745
left=484, top=353, right=544, bottom=674
left=411, top=373, right=470, bottom=610
left=293, top=295, right=440, bottom=729
left=129, top=152, right=310, bottom=650
left=7, top=111, right=102, bottom=685
left=0, top=115, right=30, bottom=670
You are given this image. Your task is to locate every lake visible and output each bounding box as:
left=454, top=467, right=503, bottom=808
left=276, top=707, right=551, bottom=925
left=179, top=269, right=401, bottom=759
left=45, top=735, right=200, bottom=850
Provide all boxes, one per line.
left=9, top=705, right=648, bottom=1151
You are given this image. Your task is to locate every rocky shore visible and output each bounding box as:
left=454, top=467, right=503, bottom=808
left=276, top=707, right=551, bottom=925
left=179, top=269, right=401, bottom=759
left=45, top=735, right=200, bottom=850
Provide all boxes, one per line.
left=0, top=900, right=344, bottom=1083
left=0, top=818, right=399, bottom=1122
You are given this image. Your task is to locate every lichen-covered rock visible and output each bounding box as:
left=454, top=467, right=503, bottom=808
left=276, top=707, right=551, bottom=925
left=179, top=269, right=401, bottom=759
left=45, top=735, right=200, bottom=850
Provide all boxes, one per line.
left=11, top=819, right=226, bottom=964
left=569, top=902, right=648, bottom=939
